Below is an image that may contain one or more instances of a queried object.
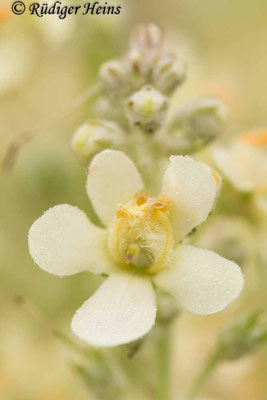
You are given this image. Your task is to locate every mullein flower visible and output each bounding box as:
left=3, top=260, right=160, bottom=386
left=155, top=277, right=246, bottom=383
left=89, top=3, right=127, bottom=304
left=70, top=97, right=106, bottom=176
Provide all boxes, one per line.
left=33, top=0, right=75, bottom=47
left=212, top=130, right=267, bottom=210
left=0, top=33, right=36, bottom=96
left=213, top=130, right=267, bottom=191
left=28, top=150, right=243, bottom=347
left=72, top=120, right=124, bottom=160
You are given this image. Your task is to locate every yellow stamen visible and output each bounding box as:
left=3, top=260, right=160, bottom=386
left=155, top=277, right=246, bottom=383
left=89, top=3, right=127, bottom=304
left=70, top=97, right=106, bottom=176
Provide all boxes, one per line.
left=135, top=189, right=151, bottom=205
left=147, top=211, right=173, bottom=274
left=109, top=193, right=173, bottom=274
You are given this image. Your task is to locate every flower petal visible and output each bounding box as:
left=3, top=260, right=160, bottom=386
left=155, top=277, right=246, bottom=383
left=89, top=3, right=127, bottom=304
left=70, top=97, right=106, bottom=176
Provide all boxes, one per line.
left=71, top=274, right=156, bottom=347
left=154, top=245, right=244, bottom=315
left=162, top=155, right=217, bottom=241
left=86, top=150, right=144, bottom=225
left=213, top=144, right=267, bottom=191
left=28, top=204, right=112, bottom=276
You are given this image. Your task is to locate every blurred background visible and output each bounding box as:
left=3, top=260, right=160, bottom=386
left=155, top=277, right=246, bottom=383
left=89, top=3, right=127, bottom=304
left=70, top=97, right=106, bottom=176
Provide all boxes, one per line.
left=0, top=0, right=267, bottom=399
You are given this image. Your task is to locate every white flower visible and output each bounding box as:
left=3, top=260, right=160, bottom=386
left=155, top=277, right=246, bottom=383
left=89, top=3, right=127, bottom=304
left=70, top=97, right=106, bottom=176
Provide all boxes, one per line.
left=0, top=33, right=36, bottom=96
left=213, top=130, right=267, bottom=210
left=28, top=150, right=243, bottom=347
left=34, top=0, right=74, bottom=47
left=213, top=130, right=267, bottom=191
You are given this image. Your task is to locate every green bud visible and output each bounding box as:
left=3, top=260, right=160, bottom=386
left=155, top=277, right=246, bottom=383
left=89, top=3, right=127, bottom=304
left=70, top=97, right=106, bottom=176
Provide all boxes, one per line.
left=125, top=85, right=168, bottom=133
left=152, top=54, right=186, bottom=95
left=168, top=96, right=227, bottom=152
left=216, top=312, right=267, bottom=361
left=72, top=120, right=124, bottom=159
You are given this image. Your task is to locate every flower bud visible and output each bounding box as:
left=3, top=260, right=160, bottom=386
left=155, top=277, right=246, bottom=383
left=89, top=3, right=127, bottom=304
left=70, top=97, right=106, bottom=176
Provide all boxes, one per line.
left=127, top=47, right=153, bottom=83
left=216, top=312, right=267, bottom=361
left=152, top=54, right=186, bottom=95
left=125, top=85, right=168, bottom=133
left=129, top=23, right=164, bottom=50
left=168, top=97, right=227, bottom=152
left=99, top=59, right=129, bottom=97
left=72, top=120, right=124, bottom=159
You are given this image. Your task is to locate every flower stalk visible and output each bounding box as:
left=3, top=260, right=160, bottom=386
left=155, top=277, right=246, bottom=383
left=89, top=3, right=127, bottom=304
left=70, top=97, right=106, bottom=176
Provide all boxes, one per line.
left=156, top=325, right=172, bottom=400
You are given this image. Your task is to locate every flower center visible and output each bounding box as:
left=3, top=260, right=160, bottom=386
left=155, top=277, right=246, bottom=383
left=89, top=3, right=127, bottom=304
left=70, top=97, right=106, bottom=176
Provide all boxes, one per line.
left=108, top=189, right=173, bottom=274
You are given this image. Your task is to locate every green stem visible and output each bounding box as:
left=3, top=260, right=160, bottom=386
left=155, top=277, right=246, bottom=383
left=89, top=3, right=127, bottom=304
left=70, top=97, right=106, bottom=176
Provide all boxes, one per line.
left=187, top=351, right=220, bottom=400
left=156, top=326, right=171, bottom=400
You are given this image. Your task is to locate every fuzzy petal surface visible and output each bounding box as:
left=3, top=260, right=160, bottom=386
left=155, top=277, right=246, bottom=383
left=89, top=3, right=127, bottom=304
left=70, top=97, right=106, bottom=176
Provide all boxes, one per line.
left=162, top=155, right=217, bottom=242
left=86, top=150, right=144, bottom=225
left=154, top=245, right=244, bottom=315
left=28, top=204, right=112, bottom=276
left=213, top=144, right=267, bottom=191
left=71, top=274, right=156, bottom=347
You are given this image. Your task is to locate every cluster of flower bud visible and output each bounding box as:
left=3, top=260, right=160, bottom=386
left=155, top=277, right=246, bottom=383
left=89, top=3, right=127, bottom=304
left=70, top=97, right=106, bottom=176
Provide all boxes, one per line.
left=73, top=25, right=227, bottom=158
left=99, top=23, right=186, bottom=100
left=72, top=120, right=124, bottom=160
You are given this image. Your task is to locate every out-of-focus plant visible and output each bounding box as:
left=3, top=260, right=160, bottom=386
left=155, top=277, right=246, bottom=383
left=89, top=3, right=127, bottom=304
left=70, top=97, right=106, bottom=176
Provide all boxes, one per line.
left=188, top=312, right=267, bottom=400
left=213, top=129, right=267, bottom=213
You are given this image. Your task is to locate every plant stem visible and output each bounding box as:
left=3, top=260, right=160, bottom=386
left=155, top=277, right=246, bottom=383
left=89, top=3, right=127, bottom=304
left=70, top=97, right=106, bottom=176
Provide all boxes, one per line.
left=156, top=325, right=171, bottom=400
left=187, top=351, right=220, bottom=400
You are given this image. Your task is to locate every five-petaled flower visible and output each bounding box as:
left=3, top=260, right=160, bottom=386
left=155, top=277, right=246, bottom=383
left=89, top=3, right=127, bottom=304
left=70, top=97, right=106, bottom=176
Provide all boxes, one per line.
left=213, top=130, right=267, bottom=212
left=28, top=150, right=244, bottom=347
left=213, top=130, right=267, bottom=192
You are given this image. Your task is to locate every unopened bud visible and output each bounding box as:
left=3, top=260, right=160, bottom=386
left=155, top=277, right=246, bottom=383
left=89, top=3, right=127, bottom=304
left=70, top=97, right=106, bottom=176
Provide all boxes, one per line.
left=153, top=54, right=186, bottom=95
left=99, top=59, right=129, bottom=97
left=129, top=23, right=164, bottom=50
left=168, top=97, right=227, bottom=152
left=72, top=120, right=123, bottom=159
left=126, top=85, right=168, bottom=133
left=216, top=312, right=267, bottom=361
